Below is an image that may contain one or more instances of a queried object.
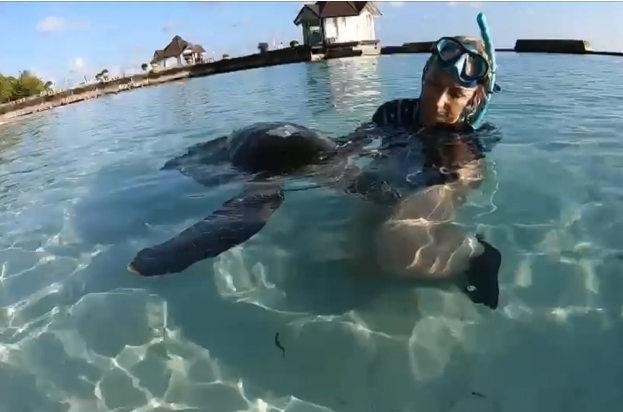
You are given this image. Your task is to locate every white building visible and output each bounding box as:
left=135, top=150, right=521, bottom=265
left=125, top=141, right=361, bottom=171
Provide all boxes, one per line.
left=152, top=35, right=206, bottom=68
left=293, top=2, right=382, bottom=47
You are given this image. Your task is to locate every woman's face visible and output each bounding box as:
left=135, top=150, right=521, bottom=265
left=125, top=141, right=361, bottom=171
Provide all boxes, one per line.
left=419, top=67, right=481, bottom=127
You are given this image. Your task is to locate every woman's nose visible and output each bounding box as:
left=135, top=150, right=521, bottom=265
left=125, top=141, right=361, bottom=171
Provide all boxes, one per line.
left=435, top=91, right=450, bottom=111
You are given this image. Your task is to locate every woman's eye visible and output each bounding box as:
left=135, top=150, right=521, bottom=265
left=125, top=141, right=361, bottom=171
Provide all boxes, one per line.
left=449, top=88, right=466, bottom=98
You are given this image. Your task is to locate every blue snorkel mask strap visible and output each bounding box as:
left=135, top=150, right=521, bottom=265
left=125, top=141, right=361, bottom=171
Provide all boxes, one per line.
left=470, top=12, right=498, bottom=130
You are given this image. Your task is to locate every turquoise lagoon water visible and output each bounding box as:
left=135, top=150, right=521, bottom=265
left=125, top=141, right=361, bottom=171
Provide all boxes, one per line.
left=2, top=54, right=623, bottom=412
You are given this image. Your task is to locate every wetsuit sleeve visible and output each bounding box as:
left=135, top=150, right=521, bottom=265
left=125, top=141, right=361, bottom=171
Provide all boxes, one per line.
left=371, top=99, right=421, bottom=129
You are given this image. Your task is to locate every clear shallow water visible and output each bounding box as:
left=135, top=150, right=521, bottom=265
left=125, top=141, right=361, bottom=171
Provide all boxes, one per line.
left=2, top=54, right=623, bottom=412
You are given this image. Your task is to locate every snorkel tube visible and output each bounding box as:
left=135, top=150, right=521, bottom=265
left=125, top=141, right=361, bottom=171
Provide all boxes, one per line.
left=470, top=12, right=497, bottom=129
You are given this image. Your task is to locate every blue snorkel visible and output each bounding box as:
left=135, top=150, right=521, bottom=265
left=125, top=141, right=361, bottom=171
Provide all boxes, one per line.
left=470, top=12, right=497, bottom=130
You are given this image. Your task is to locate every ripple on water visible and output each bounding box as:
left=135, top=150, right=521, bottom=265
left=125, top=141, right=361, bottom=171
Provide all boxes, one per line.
left=2, top=54, right=623, bottom=412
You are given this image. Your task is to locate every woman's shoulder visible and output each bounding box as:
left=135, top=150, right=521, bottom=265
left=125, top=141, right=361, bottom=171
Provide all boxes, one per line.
left=371, top=98, right=420, bottom=128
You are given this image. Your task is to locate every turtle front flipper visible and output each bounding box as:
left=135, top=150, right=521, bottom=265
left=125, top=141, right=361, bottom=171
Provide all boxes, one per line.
left=128, top=182, right=284, bottom=277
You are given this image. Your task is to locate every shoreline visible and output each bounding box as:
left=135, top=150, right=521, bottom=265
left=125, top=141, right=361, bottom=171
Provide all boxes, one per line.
left=2, top=39, right=621, bottom=124
left=0, top=70, right=190, bottom=125
left=0, top=45, right=313, bottom=124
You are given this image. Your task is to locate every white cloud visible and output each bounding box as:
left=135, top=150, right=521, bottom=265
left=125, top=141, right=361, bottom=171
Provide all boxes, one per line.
left=448, top=1, right=483, bottom=8
left=101, top=65, right=121, bottom=77
left=72, top=21, right=90, bottom=30
left=232, top=15, right=250, bottom=28
left=391, top=2, right=405, bottom=7
left=123, top=67, right=141, bottom=76
left=162, top=21, right=180, bottom=33
left=68, top=57, right=85, bottom=73
left=37, top=16, right=66, bottom=33
left=26, top=68, right=45, bottom=79
left=36, top=16, right=89, bottom=33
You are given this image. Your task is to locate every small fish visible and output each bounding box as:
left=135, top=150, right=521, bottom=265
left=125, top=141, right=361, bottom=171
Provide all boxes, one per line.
left=274, top=332, right=285, bottom=358
left=471, top=391, right=486, bottom=398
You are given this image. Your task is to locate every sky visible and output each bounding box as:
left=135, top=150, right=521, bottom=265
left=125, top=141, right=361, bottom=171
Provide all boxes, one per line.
left=1, top=1, right=622, bottom=84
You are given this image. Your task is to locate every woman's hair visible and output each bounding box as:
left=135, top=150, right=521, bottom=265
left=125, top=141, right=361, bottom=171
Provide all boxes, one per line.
left=422, top=36, right=492, bottom=90
left=421, top=35, right=494, bottom=125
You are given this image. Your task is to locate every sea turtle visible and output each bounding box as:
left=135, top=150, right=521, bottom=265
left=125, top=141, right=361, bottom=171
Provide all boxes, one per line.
left=127, top=121, right=396, bottom=272
left=127, top=121, right=501, bottom=309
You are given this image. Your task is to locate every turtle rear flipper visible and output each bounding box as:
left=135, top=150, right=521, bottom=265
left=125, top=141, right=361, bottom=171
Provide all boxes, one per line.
left=128, top=182, right=284, bottom=277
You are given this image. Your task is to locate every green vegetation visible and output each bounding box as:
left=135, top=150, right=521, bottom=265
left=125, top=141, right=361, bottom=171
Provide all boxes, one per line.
left=0, top=70, right=49, bottom=104
left=258, top=42, right=269, bottom=54
left=222, top=54, right=230, bottom=60
left=290, top=40, right=299, bottom=48
left=141, top=63, right=149, bottom=71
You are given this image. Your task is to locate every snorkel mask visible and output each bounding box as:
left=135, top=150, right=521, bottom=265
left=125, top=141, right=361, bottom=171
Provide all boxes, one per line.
left=433, top=37, right=489, bottom=89
left=426, top=12, right=500, bottom=129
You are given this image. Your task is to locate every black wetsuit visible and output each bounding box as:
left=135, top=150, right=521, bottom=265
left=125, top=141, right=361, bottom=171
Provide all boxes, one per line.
left=365, top=98, right=503, bottom=310
left=356, top=98, right=492, bottom=193
left=370, top=98, right=500, bottom=175
left=371, top=98, right=423, bottom=130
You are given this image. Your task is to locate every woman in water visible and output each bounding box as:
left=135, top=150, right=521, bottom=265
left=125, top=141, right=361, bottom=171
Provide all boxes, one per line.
left=359, top=16, right=503, bottom=310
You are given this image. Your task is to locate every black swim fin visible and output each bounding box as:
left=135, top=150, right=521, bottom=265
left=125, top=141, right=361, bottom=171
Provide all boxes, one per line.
left=128, top=182, right=284, bottom=277
left=461, top=235, right=502, bottom=310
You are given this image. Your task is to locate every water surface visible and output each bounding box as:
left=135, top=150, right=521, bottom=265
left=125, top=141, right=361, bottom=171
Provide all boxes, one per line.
left=2, top=54, right=623, bottom=412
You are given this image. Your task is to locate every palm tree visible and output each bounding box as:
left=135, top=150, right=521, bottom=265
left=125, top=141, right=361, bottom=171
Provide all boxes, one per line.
left=141, top=63, right=149, bottom=71
left=290, top=40, right=299, bottom=48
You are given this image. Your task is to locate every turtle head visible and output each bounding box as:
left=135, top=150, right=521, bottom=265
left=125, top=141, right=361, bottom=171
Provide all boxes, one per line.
left=128, top=246, right=190, bottom=277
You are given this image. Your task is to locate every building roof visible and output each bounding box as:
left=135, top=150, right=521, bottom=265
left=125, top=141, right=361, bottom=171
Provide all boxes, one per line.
left=152, top=49, right=165, bottom=63
left=153, top=36, right=206, bottom=62
left=293, top=4, right=318, bottom=25
left=162, top=35, right=188, bottom=58
left=191, top=44, right=206, bottom=54
left=293, top=2, right=380, bottom=25
left=317, top=1, right=368, bottom=18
